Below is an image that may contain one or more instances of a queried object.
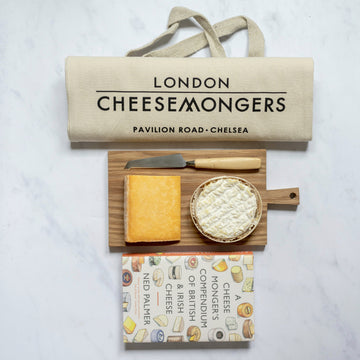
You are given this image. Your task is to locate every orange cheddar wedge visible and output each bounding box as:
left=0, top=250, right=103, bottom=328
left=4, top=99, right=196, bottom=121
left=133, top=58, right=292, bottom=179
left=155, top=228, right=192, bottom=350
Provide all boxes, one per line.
left=124, top=175, right=181, bottom=243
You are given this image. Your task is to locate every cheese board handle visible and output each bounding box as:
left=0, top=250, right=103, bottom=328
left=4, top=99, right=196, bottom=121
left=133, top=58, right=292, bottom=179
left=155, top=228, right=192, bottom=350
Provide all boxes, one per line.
left=265, top=188, right=300, bottom=205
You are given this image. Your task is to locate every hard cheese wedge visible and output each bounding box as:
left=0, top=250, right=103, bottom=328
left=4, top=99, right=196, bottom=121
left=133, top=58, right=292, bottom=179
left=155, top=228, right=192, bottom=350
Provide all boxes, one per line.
left=124, top=175, right=181, bottom=243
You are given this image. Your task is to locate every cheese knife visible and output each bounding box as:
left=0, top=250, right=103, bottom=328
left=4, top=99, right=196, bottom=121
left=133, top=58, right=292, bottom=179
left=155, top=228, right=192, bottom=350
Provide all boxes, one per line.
left=124, top=153, right=261, bottom=170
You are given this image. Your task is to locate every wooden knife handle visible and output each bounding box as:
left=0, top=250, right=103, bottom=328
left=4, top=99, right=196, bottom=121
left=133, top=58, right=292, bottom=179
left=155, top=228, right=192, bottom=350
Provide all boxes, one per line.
left=194, top=157, right=261, bottom=170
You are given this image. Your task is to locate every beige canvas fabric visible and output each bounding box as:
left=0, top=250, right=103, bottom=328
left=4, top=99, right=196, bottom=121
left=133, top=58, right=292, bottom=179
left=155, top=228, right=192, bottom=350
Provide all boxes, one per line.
left=66, top=7, right=313, bottom=142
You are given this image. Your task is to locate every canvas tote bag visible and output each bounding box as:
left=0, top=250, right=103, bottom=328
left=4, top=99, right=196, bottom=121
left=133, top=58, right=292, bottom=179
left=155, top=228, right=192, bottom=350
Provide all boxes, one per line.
left=66, top=7, right=313, bottom=142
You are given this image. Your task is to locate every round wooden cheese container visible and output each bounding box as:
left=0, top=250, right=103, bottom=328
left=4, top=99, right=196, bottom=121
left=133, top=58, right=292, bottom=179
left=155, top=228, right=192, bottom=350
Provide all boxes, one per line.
left=190, top=176, right=262, bottom=243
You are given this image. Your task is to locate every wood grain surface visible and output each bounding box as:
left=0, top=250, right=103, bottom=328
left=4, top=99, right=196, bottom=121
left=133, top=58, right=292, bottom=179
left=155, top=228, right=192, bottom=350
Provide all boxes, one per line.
left=108, top=150, right=299, bottom=251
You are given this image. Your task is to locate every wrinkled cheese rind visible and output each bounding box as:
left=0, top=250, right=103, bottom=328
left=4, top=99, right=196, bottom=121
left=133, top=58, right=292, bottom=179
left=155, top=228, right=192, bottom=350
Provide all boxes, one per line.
left=195, top=178, right=257, bottom=239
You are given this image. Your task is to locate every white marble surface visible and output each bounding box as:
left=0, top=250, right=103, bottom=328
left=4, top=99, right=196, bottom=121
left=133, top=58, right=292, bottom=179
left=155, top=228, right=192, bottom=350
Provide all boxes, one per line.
left=1, top=0, right=360, bottom=359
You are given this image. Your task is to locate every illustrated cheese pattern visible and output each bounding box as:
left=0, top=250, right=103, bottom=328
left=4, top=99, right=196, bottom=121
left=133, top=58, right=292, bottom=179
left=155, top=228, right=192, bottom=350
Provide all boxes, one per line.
left=173, top=316, right=184, bottom=332
left=133, top=329, right=148, bottom=343
left=242, top=278, right=254, bottom=292
left=154, top=314, right=168, bottom=327
left=124, top=175, right=181, bottom=242
left=243, top=254, right=254, bottom=270
left=122, top=252, right=254, bottom=343
left=123, top=316, right=136, bottom=334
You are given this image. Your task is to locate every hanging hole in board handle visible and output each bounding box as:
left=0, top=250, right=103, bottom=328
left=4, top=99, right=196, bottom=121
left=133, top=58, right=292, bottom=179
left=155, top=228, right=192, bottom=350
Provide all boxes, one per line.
left=289, top=192, right=297, bottom=199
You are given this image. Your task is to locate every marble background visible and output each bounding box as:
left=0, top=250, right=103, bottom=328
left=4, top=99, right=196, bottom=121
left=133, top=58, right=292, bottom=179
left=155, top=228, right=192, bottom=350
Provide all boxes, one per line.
left=1, top=0, right=360, bottom=359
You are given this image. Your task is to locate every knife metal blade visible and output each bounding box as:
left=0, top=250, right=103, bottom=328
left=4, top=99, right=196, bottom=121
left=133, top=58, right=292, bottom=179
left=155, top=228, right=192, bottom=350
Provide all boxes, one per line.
left=124, top=154, right=187, bottom=169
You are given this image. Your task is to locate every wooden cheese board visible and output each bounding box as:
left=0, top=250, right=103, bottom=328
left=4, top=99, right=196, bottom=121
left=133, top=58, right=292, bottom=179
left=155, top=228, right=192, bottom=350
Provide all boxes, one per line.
left=108, top=150, right=299, bottom=251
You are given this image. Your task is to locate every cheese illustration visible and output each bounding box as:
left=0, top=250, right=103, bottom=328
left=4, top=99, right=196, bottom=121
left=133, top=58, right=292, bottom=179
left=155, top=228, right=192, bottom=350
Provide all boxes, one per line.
left=193, top=177, right=259, bottom=241
left=242, top=278, right=254, bottom=292
left=131, top=256, right=144, bottom=272
left=124, top=175, right=181, bottom=242
left=229, top=333, right=242, bottom=341
left=166, top=256, right=180, bottom=263
left=153, top=269, right=164, bottom=287
left=243, top=319, right=255, bottom=339
left=231, top=266, right=243, bottom=283
left=149, top=256, right=161, bottom=266
left=122, top=292, right=131, bottom=312
left=151, top=329, right=164, bottom=343
left=123, top=316, right=136, bottom=334
left=168, top=265, right=182, bottom=279
left=167, top=336, right=183, bottom=342
left=187, top=326, right=201, bottom=342
left=153, top=314, right=168, bottom=327
left=133, top=329, right=148, bottom=343
left=212, top=258, right=228, bottom=272
left=208, top=328, right=225, bottom=342
left=243, top=254, right=254, bottom=270
left=202, top=255, right=214, bottom=262
left=237, top=303, right=253, bottom=318
left=225, top=317, right=238, bottom=330
left=122, top=252, right=254, bottom=343
left=173, top=316, right=184, bottom=332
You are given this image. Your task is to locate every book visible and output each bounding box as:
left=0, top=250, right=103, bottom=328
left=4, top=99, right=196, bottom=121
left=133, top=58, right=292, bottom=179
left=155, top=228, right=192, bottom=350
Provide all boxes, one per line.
left=122, top=252, right=254, bottom=343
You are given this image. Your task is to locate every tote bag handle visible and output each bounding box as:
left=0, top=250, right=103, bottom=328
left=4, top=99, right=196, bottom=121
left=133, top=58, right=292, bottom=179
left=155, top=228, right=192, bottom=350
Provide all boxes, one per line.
left=126, top=7, right=265, bottom=58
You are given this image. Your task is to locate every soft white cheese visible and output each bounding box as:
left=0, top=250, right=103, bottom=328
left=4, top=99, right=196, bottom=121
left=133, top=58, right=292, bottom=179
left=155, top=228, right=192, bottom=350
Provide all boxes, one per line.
left=195, top=178, right=258, bottom=239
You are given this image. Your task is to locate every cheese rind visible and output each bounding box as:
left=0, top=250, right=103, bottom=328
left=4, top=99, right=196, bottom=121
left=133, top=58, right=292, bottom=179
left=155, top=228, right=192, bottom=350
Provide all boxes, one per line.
left=124, top=175, right=181, bottom=242
left=194, top=177, right=258, bottom=240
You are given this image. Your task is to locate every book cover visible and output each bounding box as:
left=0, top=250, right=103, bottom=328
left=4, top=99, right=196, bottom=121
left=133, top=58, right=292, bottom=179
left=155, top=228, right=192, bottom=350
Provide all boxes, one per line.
left=122, top=252, right=254, bottom=343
